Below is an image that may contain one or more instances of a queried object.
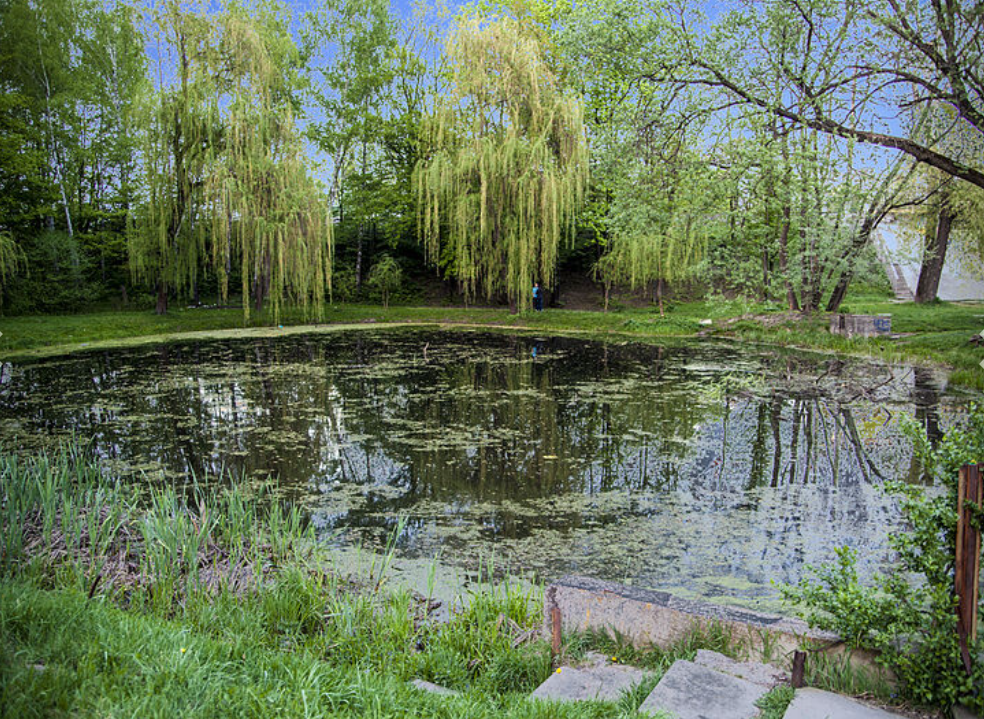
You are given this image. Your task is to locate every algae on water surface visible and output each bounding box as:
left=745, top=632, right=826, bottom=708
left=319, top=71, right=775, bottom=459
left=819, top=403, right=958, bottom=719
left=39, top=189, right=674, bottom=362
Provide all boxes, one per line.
left=0, top=328, right=964, bottom=609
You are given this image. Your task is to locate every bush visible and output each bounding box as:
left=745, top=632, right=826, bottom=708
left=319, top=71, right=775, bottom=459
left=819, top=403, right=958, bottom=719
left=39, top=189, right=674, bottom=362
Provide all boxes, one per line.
left=366, top=255, right=403, bottom=308
left=781, top=408, right=984, bottom=712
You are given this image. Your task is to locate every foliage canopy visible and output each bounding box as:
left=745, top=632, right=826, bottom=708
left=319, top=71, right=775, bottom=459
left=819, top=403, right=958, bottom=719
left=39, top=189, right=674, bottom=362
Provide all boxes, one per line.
left=414, top=15, right=588, bottom=311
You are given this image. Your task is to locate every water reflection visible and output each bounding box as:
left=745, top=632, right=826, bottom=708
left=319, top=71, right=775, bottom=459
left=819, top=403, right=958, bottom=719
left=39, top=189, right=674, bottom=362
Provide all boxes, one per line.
left=0, top=329, right=965, bottom=608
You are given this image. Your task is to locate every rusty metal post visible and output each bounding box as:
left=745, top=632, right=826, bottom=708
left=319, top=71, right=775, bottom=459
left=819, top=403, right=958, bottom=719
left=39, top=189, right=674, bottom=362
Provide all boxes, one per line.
left=551, top=606, right=562, bottom=662
left=956, top=464, right=982, bottom=672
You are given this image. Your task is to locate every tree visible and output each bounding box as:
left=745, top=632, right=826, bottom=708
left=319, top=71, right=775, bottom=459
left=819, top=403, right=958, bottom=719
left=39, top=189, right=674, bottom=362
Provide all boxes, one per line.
left=577, top=0, right=938, bottom=310
left=414, top=15, right=588, bottom=312
left=910, top=108, right=984, bottom=302
left=367, top=254, right=402, bottom=308
left=131, top=1, right=331, bottom=321
left=0, top=0, right=146, bottom=312
left=0, top=231, right=25, bottom=310
left=302, top=0, right=396, bottom=294
left=669, top=0, right=984, bottom=190
left=206, top=4, right=332, bottom=322
left=129, top=2, right=214, bottom=314
left=594, top=141, right=713, bottom=316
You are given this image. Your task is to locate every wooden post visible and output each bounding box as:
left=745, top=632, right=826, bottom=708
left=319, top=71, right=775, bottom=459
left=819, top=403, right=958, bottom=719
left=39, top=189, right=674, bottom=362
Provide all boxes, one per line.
left=791, top=651, right=806, bottom=688
left=956, top=464, right=982, bottom=672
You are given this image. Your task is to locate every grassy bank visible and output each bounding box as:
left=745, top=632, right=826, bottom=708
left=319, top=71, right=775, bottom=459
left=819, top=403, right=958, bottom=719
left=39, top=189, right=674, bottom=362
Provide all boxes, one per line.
left=1, top=446, right=905, bottom=717
left=2, top=446, right=765, bottom=718
left=2, top=296, right=982, bottom=388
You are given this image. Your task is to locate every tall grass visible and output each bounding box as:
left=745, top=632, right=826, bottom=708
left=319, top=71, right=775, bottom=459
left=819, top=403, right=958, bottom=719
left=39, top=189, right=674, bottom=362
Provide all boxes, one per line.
left=2, top=581, right=658, bottom=719
left=1, top=444, right=765, bottom=717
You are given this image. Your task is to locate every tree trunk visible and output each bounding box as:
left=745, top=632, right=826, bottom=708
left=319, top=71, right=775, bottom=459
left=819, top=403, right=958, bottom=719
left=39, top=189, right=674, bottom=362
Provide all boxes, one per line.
left=777, top=133, right=799, bottom=311
left=826, top=216, right=876, bottom=312
left=155, top=280, right=167, bottom=315
left=778, top=203, right=799, bottom=311
left=354, top=225, right=364, bottom=294
left=254, top=252, right=271, bottom=315
left=798, top=160, right=816, bottom=313
left=915, top=195, right=953, bottom=303
left=761, top=248, right=770, bottom=301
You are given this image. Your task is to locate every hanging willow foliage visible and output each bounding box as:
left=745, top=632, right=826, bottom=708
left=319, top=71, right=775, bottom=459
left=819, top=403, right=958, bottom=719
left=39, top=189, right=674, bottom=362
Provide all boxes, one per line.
left=131, top=1, right=331, bottom=321
left=129, top=3, right=211, bottom=314
left=205, top=6, right=331, bottom=322
left=0, top=231, right=25, bottom=309
left=598, top=154, right=712, bottom=315
left=413, top=15, right=588, bottom=310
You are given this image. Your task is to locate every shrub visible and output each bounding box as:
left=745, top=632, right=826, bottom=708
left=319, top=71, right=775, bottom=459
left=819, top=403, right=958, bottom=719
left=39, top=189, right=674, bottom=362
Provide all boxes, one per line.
left=781, top=408, right=984, bottom=712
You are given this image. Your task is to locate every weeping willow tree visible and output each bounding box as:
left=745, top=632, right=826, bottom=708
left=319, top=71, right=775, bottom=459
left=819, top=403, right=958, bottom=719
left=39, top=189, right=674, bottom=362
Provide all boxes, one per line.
left=131, top=1, right=331, bottom=321
left=0, top=231, right=25, bottom=311
left=596, top=156, right=712, bottom=316
left=205, top=6, right=331, bottom=322
left=129, top=3, right=212, bottom=315
left=414, top=15, right=588, bottom=312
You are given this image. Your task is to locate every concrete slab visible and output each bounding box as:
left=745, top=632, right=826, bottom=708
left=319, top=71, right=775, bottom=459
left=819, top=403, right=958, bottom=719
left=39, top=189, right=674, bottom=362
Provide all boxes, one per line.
left=693, top=649, right=788, bottom=688
left=638, top=660, right=768, bottom=719
left=782, top=688, right=910, bottom=719
left=530, top=663, right=648, bottom=703
left=410, top=679, right=459, bottom=696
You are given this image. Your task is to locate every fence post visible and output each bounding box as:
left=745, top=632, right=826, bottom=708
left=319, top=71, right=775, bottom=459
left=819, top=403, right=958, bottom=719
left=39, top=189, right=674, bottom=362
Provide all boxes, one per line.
left=956, top=464, right=982, bottom=672
left=551, top=606, right=562, bottom=665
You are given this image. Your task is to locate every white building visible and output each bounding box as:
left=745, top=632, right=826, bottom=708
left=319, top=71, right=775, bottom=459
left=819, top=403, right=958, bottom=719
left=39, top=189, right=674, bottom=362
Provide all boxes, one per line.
left=874, top=213, right=984, bottom=301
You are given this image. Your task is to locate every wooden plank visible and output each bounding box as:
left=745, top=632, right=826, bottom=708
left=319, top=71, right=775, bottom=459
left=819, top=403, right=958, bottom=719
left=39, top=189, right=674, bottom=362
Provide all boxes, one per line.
left=955, top=465, right=982, bottom=669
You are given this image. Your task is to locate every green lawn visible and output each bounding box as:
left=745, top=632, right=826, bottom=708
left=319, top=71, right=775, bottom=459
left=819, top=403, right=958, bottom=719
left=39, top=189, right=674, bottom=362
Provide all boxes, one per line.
left=2, top=296, right=983, bottom=388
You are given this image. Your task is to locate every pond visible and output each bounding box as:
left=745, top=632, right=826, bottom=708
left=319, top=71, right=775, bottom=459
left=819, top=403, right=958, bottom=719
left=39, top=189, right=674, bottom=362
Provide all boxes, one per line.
left=0, top=328, right=969, bottom=610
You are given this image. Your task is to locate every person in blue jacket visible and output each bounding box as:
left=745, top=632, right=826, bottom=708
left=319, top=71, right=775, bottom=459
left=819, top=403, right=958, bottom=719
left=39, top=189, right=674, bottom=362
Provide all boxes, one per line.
left=533, top=282, right=543, bottom=312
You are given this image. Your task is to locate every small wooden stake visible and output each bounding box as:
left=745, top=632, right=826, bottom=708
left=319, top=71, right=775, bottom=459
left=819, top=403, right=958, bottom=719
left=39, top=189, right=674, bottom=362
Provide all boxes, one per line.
left=791, top=651, right=806, bottom=688
left=955, top=464, right=982, bottom=673
left=551, top=606, right=562, bottom=661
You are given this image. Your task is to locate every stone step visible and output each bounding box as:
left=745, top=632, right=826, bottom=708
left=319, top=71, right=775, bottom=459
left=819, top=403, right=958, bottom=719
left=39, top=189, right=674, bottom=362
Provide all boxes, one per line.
left=410, top=679, right=459, bottom=696
left=530, top=655, right=648, bottom=704
left=693, top=649, right=789, bottom=689
left=639, top=659, right=769, bottom=719
left=782, top=688, right=912, bottom=719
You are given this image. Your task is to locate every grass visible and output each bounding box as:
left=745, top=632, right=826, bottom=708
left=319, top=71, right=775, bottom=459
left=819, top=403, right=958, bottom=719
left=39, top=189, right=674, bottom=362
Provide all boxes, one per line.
left=724, top=295, right=984, bottom=389
left=0, top=444, right=721, bottom=718
left=756, top=685, right=796, bottom=719
left=802, top=649, right=897, bottom=703
left=0, top=580, right=651, bottom=719
left=3, top=294, right=983, bottom=387
left=562, top=623, right=744, bottom=673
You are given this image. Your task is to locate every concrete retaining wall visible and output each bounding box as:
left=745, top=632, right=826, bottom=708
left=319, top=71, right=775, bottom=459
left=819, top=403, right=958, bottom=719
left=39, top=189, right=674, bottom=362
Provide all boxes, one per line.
left=829, top=313, right=892, bottom=338
left=545, top=576, right=884, bottom=674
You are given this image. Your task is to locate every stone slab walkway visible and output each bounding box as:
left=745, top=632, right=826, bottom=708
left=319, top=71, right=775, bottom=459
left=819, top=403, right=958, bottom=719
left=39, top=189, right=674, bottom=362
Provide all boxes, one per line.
left=638, top=659, right=768, bottom=719
left=530, top=663, right=649, bottom=703
left=693, top=649, right=788, bottom=688
left=782, top=688, right=912, bottom=719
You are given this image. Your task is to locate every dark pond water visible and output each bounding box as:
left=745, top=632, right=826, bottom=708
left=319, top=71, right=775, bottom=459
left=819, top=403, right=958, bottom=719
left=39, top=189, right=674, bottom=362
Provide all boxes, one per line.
left=0, top=328, right=969, bottom=609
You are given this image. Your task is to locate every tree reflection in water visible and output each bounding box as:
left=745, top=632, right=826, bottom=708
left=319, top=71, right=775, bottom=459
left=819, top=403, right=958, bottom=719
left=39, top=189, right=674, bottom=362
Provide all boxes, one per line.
left=0, top=329, right=961, bottom=609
